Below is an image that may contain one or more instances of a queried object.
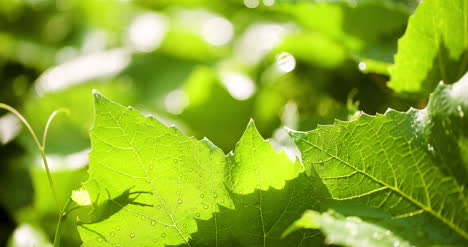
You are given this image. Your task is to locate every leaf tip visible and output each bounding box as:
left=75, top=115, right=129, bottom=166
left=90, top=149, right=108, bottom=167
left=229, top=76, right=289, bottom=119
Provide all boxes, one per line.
left=247, top=118, right=256, bottom=128
left=285, top=128, right=303, bottom=143
left=241, top=118, right=261, bottom=140
left=92, top=89, right=104, bottom=102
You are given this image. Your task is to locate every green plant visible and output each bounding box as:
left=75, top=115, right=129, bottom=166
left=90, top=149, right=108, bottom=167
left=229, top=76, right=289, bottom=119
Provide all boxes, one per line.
left=0, top=0, right=467, bottom=246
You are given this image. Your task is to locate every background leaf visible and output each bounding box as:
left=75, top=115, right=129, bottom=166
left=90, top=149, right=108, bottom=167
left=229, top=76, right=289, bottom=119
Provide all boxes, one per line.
left=389, top=0, right=468, bottom=95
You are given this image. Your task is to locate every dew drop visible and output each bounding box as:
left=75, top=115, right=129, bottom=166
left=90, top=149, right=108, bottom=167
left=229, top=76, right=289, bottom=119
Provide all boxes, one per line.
left=151, top=221, right=156, bottom=226
left=358, top=61, right=367, bottom=71
left=161, top=233, right=166, bottom=238
left=146, top=179, right=151, bottom=183
left=457, top=105, right=464, bottom=117
left=116, top=227, right=121, bottom=231
left=218, top=183, right=223, bottom=188
left=149, top=165, right=153, bottom=170
left=153, top=239, right=158, bottom=242
left=130, top=233, right=135, bottom=238
left=110, top=232, right=115, bottom=237
left=97, top=237, right=103, bottom=242
left=177, top=199, right=183, bottom=204
left=173, top=160, right=178, bottom=163
left=196, top=213, right=201, bottom=217
left=276, top=52, right=296, bottom=73
left=189, top=168, right=194, bottom=172
left=156, top=205, right=162, bottom=209
left=203, top=204, right=209, bottom=209
left=200, top=194, right=205, bottom=198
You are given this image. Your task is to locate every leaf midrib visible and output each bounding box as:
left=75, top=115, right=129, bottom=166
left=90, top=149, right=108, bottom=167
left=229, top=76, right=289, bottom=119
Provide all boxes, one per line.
left=102, top=104, right=191, bottom=245
left=300, top=138, right=468, bottom=239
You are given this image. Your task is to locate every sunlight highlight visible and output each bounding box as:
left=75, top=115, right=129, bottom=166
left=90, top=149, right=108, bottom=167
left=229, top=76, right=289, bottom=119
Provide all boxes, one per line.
left=236, top=23, right=288, bottom=65
left=164, top=89, right=189, bottom=114
left=202, top=17, right=234, bottom=46
left=35, top=49, right=130, bottom=95
left=0, top=113, right=21, bottom=145
left=263, top=0, right=275, bottom=6
left=244, top=0, right=259, bottom=8
left=35, top=149, right=90, bottom=171
left=128, top=13, right=167, bottom=52
left=12, top=224, right=52, bottom=247
left=221, top=72, right=256, bottom=100
left=276, top=52, right=296, bottom=73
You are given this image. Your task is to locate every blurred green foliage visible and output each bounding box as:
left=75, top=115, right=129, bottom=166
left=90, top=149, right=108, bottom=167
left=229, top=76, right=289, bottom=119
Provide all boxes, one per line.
left=0, top=0, right=464, bottom=246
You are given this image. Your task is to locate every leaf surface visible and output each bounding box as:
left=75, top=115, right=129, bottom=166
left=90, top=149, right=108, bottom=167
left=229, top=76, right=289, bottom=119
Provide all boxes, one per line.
left=389, top=0, right=468, bottom=94
left=78, top=92, right=234, bottom=246
left=289, top=73, right=468, bottom=240
left=79, top=96, right=328, bottom=246
left=284, top=210, right=412, bottom=247
left=188, top=121, right=324, bottom=246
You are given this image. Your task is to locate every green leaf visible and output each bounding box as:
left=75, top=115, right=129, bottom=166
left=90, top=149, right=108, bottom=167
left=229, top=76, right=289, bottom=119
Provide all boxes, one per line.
left=276, top=0, right=419, bottom=13
left=194, top=120, right=324, bottom=246
left=284, top=210, right=412, bottom=247
left=276, top=0, right=410, bottom=74
left=79, top=93, right=328, bottom=246
left=78, top=91, right=234, bottom=246
left=389, top=0, right=468, bottom=95
left=226, top=120, right=303, bottom=194
left=289, top=73, right=468, bottom=240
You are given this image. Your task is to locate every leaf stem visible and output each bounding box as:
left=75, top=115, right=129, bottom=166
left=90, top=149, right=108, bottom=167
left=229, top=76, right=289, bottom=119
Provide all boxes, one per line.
left=41, top=109, right=70, bottom=213
left=53, top=198, right=73, bottom=247
left=0, top=104, right=43, bottom=151
left=0, top=104, right=68, bottom=214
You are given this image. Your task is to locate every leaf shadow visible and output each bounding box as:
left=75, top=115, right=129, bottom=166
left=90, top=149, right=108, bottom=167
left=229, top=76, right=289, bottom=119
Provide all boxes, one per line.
left=77, top=186, right=153, bottom=226
left=172, top=172, right=331, bottom=247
